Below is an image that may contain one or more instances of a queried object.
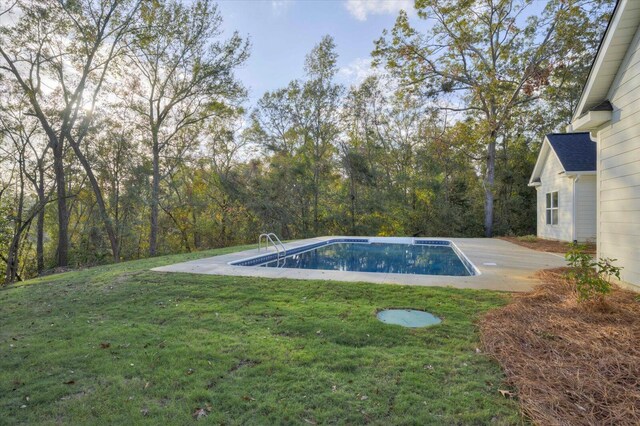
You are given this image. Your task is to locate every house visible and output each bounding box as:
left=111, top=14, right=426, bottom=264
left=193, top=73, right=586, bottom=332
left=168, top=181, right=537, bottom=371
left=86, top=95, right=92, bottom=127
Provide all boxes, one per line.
left=529, top=133, right=597, bottom=243
left=569, top=0, right=640, bottom=288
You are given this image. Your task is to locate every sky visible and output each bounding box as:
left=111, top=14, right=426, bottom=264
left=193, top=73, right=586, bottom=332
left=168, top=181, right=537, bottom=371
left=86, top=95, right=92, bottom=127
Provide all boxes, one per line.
left=216, top=0, right=415, bottom=107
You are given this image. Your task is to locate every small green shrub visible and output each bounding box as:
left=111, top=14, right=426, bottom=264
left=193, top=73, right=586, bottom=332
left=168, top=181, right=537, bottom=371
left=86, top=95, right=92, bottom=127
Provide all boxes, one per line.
left=565, top=243, right=622, bottom=303
left=517, top=235, right=538, bottom=243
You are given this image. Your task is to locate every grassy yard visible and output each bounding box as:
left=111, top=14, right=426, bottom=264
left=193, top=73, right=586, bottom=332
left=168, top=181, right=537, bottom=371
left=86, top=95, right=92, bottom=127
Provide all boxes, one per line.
left=0, top=246, right=520, bottom=425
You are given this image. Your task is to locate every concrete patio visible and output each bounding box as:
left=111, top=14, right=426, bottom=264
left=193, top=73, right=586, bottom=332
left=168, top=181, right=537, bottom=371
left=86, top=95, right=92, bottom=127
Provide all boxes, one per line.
left=151, top=237, right=568, bottom=292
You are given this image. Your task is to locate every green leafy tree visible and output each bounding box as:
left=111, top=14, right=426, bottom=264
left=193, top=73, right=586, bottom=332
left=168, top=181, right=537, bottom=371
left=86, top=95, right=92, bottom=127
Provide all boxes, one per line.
left=373, top=0, right=614, bottom=237
left=340, top=77, right=382, bottom=235
left=299, top=36, right=344, bottom=234
left=126, top=0, right=249, bottom=256
left=0, top=0, right=142, bottom=264
left=247, top=36, right=343, bottom=237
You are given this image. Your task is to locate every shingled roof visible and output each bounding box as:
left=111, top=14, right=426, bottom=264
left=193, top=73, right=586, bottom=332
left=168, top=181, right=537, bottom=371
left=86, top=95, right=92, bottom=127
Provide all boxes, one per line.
left=546, top=132, right=596, bottom=172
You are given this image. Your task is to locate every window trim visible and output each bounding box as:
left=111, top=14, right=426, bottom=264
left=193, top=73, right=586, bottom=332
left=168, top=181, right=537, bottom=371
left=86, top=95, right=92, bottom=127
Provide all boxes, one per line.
left=546, top=191, right=559, bottom=225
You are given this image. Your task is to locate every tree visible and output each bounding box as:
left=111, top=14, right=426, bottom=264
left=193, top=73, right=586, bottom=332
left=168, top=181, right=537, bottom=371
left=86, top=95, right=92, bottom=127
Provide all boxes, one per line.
left=300, top=36, right=344, bottom=234
left=0, top=94, right=53, bottom=282
left=247, top=36, right=343, bottom=236
left=126, top=0, right=249, bottom=256
left=245, top=83, right=310, bottom=236
left=203, top=114, right=252, bottom=245
left=91, top=106, right=144, bottom=260
left=0, top=0, right=142, bottom=264
left=340, top=77, right=382, bottom=235
left=373, top=0, right=613, bottom=237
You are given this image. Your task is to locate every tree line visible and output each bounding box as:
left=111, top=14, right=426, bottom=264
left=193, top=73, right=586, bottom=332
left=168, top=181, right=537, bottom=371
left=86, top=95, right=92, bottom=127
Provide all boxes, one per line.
left=0, top=0, right=613, bottom=284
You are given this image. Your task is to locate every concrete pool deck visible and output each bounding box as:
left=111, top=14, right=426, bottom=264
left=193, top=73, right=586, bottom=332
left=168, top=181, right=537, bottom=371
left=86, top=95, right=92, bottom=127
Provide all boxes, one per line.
left=151, top=237, right=568, bottom=292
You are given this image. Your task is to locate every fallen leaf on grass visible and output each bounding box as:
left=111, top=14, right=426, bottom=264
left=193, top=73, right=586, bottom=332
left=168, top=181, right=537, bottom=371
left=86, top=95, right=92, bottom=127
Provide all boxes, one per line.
left=242, top=395, right=255, bottom=401
left=192, top=408, right=208, bottom=420
left=498, top=389, right=515, bottom=398
left=360, top=410, right=372, bottom=422
left=60, top=391, right=85, bottom=401
left=99, top=342, right=110, bottom=349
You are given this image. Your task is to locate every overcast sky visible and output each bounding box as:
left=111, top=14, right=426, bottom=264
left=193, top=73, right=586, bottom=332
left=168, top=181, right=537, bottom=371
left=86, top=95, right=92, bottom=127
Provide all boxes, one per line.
left=216, top=0, right=415, bottom=107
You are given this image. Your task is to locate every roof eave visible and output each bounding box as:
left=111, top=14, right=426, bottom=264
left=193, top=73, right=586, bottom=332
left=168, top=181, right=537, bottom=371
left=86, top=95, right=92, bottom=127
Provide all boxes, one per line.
left=565, top=171, right=597, bottom=177
left=571, top=110, right=613, bottom=131
left=529, top=138, right=551, bottom=185
left=572, top=0, right=640, bottom=120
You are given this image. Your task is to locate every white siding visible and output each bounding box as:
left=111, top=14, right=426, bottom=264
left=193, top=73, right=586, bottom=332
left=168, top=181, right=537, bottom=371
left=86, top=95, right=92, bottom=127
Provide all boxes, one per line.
left=596, top=24, right=640, bottom=287
left=575, top=175, right=597, bottom=242
left=536, top=151, right=574, bottom=242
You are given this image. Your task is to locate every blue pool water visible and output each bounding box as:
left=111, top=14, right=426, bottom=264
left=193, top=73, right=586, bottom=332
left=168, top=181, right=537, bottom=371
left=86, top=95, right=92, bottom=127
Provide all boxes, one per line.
left=261, top=242, right=472, bottom=276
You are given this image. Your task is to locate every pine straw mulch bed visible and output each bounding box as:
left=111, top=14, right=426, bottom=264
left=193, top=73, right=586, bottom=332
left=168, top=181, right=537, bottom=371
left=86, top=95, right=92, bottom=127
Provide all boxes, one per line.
left=498, top=237, right=596, bottom=255
left=479, top=268, right=640, bottom=425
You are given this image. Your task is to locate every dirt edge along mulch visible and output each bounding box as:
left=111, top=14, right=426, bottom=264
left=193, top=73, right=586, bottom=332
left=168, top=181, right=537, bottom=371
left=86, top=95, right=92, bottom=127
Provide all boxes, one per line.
left=479, top=268, right=640, bottom=425
left=498, top=237, right=596, bottom=255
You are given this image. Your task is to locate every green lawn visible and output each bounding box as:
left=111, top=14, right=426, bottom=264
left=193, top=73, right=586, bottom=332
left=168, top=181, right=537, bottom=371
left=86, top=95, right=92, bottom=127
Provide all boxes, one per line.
left=0, top=246, right=520, bottom=424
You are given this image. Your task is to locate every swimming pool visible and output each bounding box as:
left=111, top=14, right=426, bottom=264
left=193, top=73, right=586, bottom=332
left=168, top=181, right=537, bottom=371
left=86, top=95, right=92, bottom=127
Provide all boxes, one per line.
left=230, top=239, right=478, bottom=276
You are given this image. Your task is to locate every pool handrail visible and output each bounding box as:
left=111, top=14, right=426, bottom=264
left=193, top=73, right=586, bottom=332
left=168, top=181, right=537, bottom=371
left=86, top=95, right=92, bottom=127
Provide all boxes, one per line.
left=258, top=233, right=287, bottom=267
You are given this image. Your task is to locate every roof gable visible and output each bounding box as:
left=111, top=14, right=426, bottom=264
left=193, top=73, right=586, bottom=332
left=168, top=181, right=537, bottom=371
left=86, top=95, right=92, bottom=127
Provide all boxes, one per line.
left=529, top=133, right=596, bottom=185
left=546, top=133, right=597, bottom=172
left=573, top=0, right=640, bottom=120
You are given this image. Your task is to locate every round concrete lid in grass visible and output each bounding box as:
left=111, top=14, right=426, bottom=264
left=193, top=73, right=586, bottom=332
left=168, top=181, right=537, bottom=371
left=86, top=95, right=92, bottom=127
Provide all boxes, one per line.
left=377, top=309, right=442, bottom=328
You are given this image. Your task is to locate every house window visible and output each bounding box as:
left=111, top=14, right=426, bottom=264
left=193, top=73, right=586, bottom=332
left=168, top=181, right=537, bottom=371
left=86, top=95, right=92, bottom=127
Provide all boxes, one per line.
left=546, top=191, right=558, bottom=225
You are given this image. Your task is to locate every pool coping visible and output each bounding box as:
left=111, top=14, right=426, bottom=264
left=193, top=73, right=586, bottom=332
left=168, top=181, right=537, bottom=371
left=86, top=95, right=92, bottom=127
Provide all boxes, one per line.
left=151, top=236, right=568, bottom=292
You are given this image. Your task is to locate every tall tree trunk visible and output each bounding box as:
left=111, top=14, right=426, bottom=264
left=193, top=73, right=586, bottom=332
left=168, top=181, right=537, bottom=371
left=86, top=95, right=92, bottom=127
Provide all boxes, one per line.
left=6, top=223, right=24, bottom=282
left=313, top=168, right=319, bottom=236
left=149, top=140, right=160, bottom=256
left=6, top=234, right=21, bottom=283
left=53, top=143, right=69, bottom=267
left=219, top=198, right=228, bottom=246
left=6, top=165, right=25, bottom=283
left=192, top=208, right=200, bottom=250
left=36, top=169, right=46, bottom=274
left=350, top=176, right=356, bottom=236
left=484, top=136, right=497, bottom=238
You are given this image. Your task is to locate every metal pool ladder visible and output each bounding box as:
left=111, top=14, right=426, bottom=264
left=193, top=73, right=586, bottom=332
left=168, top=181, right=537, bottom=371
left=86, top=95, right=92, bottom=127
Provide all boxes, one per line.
left=258, top=233, right=287, bottom=267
